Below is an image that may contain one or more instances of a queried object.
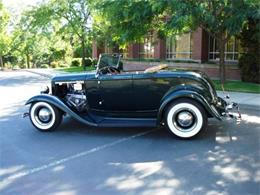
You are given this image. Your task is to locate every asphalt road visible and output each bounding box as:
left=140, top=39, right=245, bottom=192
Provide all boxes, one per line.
left=0, top=71, right=259, bottom=195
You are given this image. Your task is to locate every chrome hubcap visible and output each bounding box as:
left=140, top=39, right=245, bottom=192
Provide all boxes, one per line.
left=38, top=108, right=52, bottom=122
left=177, top=111, right=194, bottom=127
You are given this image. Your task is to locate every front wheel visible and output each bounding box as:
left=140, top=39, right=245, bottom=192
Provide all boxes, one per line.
left=165, top=99, right=208, bottom=138
left=29, top=101, right=62, bottom=132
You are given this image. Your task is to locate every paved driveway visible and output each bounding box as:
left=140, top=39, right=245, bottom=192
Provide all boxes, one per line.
left=0, top=71, right=259, bottom=195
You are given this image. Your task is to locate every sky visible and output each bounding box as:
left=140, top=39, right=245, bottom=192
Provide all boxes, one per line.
left=2, top=0, right=41, bottom=8
left=2, top=0, right=43, bottom=32
left=2, top=0, right=43, bottom=16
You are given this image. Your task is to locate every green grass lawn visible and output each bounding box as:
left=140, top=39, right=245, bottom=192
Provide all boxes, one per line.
left=213, top=80, right=260, bottom=93
left=56, top=66, right=260, bottom=94
left=57, top=66, right=95, bottom=73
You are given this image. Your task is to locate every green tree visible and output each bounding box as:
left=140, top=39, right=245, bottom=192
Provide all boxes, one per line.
left=93, top=0, right=158, bottom=47
left=0, top=1, right=10, bottom=68
left=181, top=0, right=256, bottom=83
left=29, top=0, right=92, bottom=68
left=11, top=8, right=73, bottom=68
left=11, top=11, right=43, bottom=68
left=95, top=0, right=255, bottom=83
left=238, top=12, right=260, bottom=83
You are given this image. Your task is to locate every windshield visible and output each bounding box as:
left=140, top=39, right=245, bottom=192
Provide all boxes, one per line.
left=97, top=54, right=121, bottom=70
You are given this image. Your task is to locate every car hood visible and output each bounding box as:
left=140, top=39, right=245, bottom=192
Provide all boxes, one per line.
left=51, top=71, right=96, bottom=83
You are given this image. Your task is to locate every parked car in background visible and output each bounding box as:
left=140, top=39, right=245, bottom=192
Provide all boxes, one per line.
left=24, top=53, right=241, bottom=138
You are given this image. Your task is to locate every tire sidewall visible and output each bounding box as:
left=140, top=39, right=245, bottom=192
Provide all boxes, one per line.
left=165, top=99, right=207, bottom=138
left=29, top=102, right=62, bottom=131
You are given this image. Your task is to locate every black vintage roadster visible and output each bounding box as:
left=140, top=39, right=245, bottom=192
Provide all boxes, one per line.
left=25, top=54, right=240, bottom=138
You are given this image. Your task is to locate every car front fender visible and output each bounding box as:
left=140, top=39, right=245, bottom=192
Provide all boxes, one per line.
left=25, top=94, right=97, bottom=127
left=157, top=89, right=222, bottom=124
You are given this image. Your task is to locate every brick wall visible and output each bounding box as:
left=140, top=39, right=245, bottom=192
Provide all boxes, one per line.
left=93, top=28, right=210, bottom=62
left=154, top=39, right=166, bottom=59
left=92, top=41, right=104, bottom=59
left=127, top=43, right=140, bottom=58
left=92, top=27, right=242, bottom=80
left=122, top=60, right=241, bottom=80
left=192, top=28, right=209, bottom=62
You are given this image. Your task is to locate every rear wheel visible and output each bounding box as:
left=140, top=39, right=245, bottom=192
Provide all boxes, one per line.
left=29, top=102, right=62, bottom=132
left=165, top=99, right=207, bottom=138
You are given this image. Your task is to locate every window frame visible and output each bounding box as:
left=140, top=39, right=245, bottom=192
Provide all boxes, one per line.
left=208, top=35, right=240, bottom=62
left=166, top=33, right=193, bottom=60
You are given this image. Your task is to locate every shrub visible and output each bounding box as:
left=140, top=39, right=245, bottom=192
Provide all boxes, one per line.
left=19, top=64, right=26, bottom=69
left=5, top=62, right=12, bottom=69
left=84, top=58, right=92, bottom=67
left=71, top=58, right=81, bottom=67
left=239, top=54, right=260, bottom=83
left=50, top=61, right=59, bottom=68
left=238, top=17, right=260, bottom=83
left=59, top=63, right=69, bottom=68
left=92, top=58, right=98, bottom=66
left=40, top=64, right=49, bottom=68
left=12, top=65, right=20, bottom=70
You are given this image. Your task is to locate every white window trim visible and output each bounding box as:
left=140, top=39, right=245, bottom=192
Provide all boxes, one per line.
left=208, top=35, right=239, bottom=62
left=166, top=33, right=192, bottom=60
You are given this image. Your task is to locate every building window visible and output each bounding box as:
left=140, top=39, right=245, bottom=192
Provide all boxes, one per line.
left=139, top=33, right=154, bottom=59
left=166, top=33, right=192, bottom=59
left=208, top=36, right=241, bottom=61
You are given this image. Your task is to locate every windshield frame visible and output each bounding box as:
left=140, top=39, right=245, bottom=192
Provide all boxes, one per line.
left=96, top=53, right=122, bottom=71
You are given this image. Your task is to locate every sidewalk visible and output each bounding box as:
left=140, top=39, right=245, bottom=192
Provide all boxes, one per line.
left=25, top=68, right=67, bottom=78
left=24, top=68, right=260, bottom=111
left=217, top=91, right=260, bottom=111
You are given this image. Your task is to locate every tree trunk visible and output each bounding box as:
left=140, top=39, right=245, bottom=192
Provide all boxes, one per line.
left=26, top=53, right=30, bottom=69
left=0, top=55, right=3, bottom=69
left=218, top=38, right=226, bottom=84
left=81, top=38, right=87, bottom=71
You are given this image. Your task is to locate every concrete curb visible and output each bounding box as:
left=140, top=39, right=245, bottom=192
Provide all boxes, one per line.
left=237, top=104, right=260, bottom=111
left=24, top=69, right=54, bottom=79
left=24, top=69, right=260, bottom=111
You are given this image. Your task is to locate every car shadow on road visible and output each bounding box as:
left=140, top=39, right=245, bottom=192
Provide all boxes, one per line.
left=1, top=108, right=260, bottom=195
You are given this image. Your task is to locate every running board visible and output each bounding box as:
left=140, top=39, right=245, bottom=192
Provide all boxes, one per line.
left=96, top=118, right=157, bottom=127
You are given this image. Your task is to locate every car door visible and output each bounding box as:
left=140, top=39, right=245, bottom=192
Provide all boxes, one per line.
left=96, top=73, right=134, bottom=112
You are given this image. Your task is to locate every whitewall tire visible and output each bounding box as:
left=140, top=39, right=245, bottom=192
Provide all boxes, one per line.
left=165, top=99, right=207, bottom=138
left=29, top=102, right=62, bottom=131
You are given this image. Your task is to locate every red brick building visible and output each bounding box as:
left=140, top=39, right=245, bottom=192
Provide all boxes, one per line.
left=92, top=28, right=241, bottom=79
left=93, top=28, right=240, bottom=63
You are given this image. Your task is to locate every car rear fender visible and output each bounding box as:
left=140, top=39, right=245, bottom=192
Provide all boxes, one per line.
left=25, top=94, right=97, bottom=127
left=157, top=89, right=222, bottom=124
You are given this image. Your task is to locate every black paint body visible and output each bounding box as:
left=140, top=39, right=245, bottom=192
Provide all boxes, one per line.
left=26, top=69, right=226, bottom=127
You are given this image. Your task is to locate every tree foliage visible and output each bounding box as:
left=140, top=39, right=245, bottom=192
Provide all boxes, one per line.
left=0, top=0, right=95, bottom=69
left=238, top=7, right=260, bottom=83
left=94, top=0, right=257, bottom=83
left=28, top=0, right=93, bottom=67
left=10, top=8, right=70, bottom=68
left=93, top=0, right=159, bottom=46
left=0, top=0, right=11, bottom=68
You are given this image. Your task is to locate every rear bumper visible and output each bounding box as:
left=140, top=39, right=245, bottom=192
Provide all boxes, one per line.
left=214, top=97, right=241, bottom=121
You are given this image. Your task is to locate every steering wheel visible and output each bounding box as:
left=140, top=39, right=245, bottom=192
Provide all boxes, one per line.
left=98, top=66, right=120, bottom=75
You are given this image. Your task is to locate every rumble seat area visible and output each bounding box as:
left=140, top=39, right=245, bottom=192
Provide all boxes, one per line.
left=144, top=64, right=169, bottom=73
